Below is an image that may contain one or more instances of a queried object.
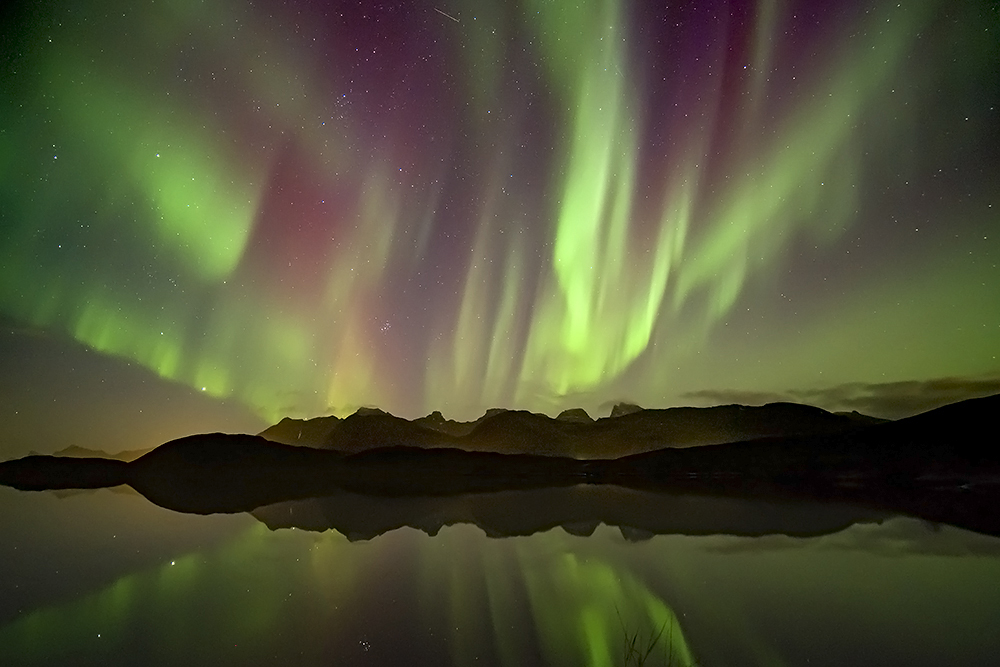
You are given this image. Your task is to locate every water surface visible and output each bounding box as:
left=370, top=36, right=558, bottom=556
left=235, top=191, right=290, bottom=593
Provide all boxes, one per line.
left=1, top=485, right=999, bottom=666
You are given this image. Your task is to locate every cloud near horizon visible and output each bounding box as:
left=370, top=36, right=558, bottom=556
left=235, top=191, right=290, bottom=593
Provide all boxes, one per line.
left=683, top=375, right=1000, bottom=419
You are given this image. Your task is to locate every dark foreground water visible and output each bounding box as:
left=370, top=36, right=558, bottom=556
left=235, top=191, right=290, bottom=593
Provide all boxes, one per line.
left=1, top=485, right=999, bottom=666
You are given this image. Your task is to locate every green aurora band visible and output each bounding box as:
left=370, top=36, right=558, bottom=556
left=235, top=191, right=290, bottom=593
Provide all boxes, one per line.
left=1, top=0, right=997, bottom=421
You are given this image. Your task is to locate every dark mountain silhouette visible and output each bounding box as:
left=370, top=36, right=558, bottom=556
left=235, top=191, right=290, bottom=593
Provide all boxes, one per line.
left=609, top=402, right=643, bottom=418
left=257, top=414, right=342, bottom=448
left=0, top=394, right=997, bottom=538
left=0, top=455, right=128, bottom=489
left=259, top=400, right=874, bottom=458
left=556, top=407, right=595, bottom=423
left=834, top=410, right=888, bottom=427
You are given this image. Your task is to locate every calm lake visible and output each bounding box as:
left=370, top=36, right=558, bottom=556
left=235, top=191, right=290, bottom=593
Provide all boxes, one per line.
left=1, top=484, right=999, bottom=666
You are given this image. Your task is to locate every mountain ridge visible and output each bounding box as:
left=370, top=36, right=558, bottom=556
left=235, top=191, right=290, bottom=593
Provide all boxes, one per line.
left=259, top=400, right=884, bottom=458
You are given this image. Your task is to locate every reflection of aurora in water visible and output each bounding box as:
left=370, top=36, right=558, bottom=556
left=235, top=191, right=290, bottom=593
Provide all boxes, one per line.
left=4, top=485, right=1000, bottom=666
left=2, top=0, right=998, bottom=424
left=0, top=523, right=695, bottom=667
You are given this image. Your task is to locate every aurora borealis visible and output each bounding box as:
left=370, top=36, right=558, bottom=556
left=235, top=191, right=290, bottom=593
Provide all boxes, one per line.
left=1, top=0, right=998, bottom=449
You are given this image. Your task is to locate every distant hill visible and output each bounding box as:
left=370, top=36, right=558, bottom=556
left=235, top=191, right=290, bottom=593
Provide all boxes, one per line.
left=50, top=445, right=153, bottom=462
left=259, top=401, right=875, bottom=458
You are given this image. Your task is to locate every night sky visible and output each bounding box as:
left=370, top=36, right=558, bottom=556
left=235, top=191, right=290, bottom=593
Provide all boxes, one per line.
left=1, top=0, right=998, bottom=456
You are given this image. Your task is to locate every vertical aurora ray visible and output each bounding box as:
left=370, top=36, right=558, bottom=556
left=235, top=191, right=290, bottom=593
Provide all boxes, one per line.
left=670, top=0, right=928, bottom=319
left=514, top=0, right=945, bottom=403
left=523, top=0, right=645, bottom=396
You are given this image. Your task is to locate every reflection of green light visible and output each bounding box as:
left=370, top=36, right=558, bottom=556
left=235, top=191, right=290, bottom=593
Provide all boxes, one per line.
left=106, top=575, right=138, bottom=626
left=481, top=537, right=529, bottom=667
left=0, top=521, right=698, bottom=666
left=0, top=523, right=368, bottom=665
left=518, top=549, right=695, bottom=667
left=412, top=524, right=697, bottom=666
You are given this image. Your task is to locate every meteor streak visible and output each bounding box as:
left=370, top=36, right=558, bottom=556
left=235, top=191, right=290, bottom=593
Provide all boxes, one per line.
left=433, top=7, right=459, bottom=23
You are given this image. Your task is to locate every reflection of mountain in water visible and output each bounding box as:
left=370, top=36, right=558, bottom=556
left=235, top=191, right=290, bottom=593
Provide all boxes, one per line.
left=0, top=395, right=997, bottom=540
left=250, top=486, right=892, bottom=542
